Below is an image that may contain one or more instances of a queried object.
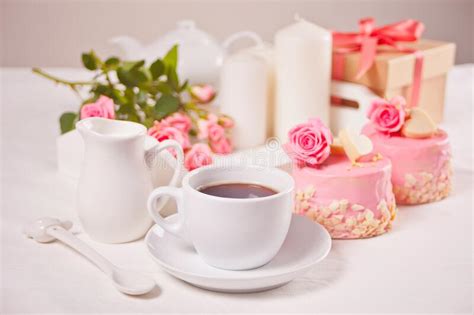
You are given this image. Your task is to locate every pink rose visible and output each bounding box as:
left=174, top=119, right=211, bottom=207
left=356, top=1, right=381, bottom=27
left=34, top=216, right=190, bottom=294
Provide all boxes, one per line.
left=197, top=114, right=221, bottom=140
left=80, top=95, right=115, bottom=119
left=197, top=119, right=209, bottom=140
left=218, top=115, right=234, bottom=129
left=196, top=113, right=233, bottom=155
left=162, top=112, right=192, bottom=133
left=210, top=136, right=233, bottom=155
left=367, top=96, right=407, bottom=134
left=287, top=118, right=333, bottom=166
left=184, top=143, right=213, bottom=171
left=148, top=122, right=191, bottom=151
left=190, top=84, right=216, bottom=104
left=207, top=123, right=225, bottom=142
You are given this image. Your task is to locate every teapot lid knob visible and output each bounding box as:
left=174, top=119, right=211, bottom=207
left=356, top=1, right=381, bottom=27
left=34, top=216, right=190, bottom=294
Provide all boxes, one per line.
left=177, top=20, right=196, bottom=30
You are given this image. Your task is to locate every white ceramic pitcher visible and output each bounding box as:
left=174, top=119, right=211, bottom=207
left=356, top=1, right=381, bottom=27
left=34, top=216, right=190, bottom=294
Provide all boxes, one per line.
left=76, top=118, right=184, bottom=244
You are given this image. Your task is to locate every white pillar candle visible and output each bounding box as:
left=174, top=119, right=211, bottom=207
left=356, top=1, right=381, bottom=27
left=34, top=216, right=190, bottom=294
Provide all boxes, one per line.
left=245, top=44, right=276, bottom=139
left=274, top=17, right=332, bottom=141
left=220, top=52, right=268, bottom=149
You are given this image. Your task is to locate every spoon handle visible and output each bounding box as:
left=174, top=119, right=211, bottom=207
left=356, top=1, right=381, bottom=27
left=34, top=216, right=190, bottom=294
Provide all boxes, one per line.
left=46, top=225, right=115, bottom=277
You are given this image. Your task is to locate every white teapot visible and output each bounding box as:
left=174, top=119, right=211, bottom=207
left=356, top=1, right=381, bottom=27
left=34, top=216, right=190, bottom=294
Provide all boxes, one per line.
left=110, top=20, right=262, bottom=86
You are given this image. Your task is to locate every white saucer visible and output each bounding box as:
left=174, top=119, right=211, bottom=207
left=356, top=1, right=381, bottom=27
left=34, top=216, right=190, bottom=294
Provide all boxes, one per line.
left=145, top=214, right=332, bottom=293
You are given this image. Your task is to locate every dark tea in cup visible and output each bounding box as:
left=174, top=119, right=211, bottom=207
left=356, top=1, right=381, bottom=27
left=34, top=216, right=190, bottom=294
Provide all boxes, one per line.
left=198, top=182, right=277, bottom=199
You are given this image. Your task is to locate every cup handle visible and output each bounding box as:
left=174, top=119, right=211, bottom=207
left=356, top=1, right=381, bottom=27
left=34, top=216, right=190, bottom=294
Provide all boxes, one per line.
left=147, top=186, right=186, bottom=239
left=145, top=139, right=184, bottom=214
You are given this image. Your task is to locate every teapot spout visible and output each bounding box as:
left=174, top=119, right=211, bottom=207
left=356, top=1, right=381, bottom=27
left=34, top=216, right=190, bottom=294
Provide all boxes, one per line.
left=109, top=36, right=145, bottom=60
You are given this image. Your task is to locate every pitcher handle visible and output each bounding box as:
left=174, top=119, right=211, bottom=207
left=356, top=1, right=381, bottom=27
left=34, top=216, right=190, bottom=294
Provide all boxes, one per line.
left=330, top=80, right=379, bottom=133
left=145, top=139, right=184, bottom=215
left=222, top=31, right=263, bottom=54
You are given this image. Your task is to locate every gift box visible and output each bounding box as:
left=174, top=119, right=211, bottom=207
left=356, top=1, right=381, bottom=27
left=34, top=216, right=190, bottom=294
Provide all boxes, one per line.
left=332, top=19, right=456, bottom=123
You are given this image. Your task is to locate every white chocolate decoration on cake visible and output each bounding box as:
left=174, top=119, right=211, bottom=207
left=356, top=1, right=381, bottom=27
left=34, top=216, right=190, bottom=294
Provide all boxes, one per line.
left=292, top=154, right=397, bottom=239
left=339, top=129, right=373, bottom=163
left=363, top=123, right=451, bottom=204
left=401, top=108, right=438, bottom=139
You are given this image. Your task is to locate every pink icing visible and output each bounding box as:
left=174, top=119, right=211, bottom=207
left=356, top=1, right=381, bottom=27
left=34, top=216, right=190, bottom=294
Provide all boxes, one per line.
left=362, top=123, right=451, bottom=186
left=292, top=154, right=394, bottom=218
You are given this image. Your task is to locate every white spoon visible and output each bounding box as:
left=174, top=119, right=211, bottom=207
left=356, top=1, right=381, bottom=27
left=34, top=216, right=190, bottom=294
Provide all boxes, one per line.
left=24, top=217, right=156, bottom=296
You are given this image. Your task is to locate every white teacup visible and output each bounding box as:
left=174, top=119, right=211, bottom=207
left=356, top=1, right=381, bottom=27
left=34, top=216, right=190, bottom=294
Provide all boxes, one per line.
left=147, top=165, right=294, bottom=270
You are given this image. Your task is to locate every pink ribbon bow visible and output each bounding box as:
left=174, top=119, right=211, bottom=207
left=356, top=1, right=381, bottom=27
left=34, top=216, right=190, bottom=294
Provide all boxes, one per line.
left=332, top=18, right=425, bottom=107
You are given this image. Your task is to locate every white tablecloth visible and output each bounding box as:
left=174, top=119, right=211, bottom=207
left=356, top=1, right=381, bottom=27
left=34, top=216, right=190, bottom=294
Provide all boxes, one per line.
left=1, top=66, right=472, bottom=313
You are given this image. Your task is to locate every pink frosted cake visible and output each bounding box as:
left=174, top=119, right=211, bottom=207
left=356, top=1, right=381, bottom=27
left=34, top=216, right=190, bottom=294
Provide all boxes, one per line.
left=363, top=124, right=451, bottom=204
left=362, top=96, right=452, bottom=205
left=285, top=118, right=397, bottom=239
left=293, top=154, right=397, bottom=239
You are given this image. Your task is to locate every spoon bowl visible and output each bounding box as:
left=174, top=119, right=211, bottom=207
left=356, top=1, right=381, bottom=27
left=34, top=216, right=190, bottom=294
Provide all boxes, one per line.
left=112, top=269, right=156, bottom=296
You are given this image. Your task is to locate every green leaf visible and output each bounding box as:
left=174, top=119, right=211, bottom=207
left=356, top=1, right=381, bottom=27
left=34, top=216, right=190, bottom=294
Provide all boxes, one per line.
left=92, top=84, right=109, bottom=95
left=91, top=84, right=126, bottom=105
left=142, top=104, right=155, bottom=119
left=122, top=60, right=145, bottom=71
left=154, top=94, right=180, bottom=120
left=104, top=57, right=120, bottom=69
left=124, top=87, right=136, bottom=105
left=111, top=88, right=127, bottom=105
left=137, top=90, right=148, bottom=107
left=163, top=45, right=178, bottom=70
left=143, top=117, right=155, bottom=128
left=81, top=51, right=100, bottom=70
left=117, top=103, right=135, bottom=114
left=142, top=67, right=153, bottom=81
left=179, top=79, right=189, bottom=92
left=127, top=113, right=140, bottom=123
left=167, top=67, right=179, bottom=91
left=150, top=59, right=165, bottom=80
left=59, top=112, right=77, bottom=134
left=155, top=82, right=173, bottom=95
left=117, top=67, right=148, bottom=88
